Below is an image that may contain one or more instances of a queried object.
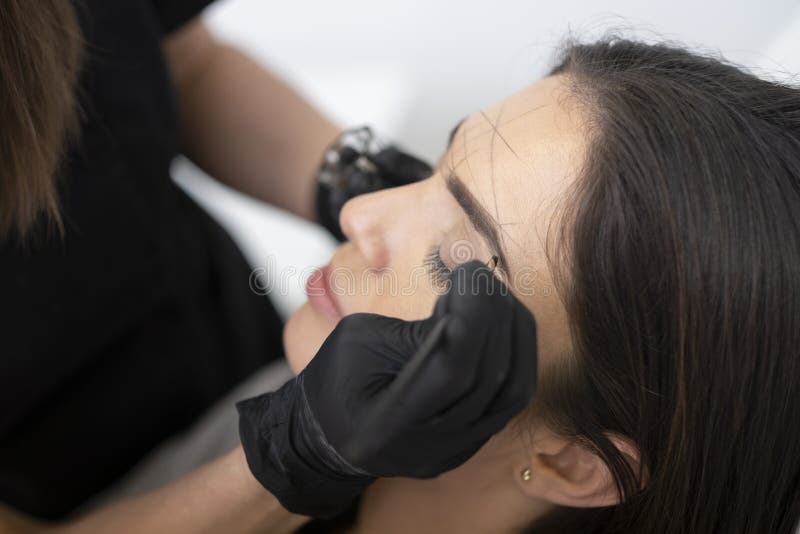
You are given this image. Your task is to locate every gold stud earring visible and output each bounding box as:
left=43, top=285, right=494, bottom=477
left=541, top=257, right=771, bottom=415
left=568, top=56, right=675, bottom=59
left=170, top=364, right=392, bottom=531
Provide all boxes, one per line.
left=521, top=467, right=531, bottom=481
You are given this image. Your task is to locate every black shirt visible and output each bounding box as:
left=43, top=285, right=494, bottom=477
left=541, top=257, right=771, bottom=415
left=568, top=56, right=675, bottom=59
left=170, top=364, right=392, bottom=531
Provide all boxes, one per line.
left=0, top=0, right=284, bottom=519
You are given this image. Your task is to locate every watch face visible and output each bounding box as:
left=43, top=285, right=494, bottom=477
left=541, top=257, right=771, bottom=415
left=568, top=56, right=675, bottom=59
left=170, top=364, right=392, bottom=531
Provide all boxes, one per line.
left=340, top=126, right=385, bottom=156
left=320, top=127, right=379, bottom=190
left=316, top=127, right=433, bottom=240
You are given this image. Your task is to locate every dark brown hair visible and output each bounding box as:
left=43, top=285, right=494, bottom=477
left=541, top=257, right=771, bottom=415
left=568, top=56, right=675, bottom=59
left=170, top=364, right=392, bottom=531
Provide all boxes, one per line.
left=530, top=38, right=800, bottom=533
left=0, top=0, right=83, bottom=240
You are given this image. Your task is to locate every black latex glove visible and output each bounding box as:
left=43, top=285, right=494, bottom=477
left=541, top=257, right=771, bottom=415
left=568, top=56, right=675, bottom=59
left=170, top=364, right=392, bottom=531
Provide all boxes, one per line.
left=237, top=261, right=538, bottom=518
left=315, top=126, right=433, bottom=241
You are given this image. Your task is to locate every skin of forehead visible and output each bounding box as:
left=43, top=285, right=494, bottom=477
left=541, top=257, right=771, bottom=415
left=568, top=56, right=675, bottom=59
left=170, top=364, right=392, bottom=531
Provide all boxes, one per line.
left=442, top=75, right=586, bottom=359
left=444, top=75, right=586, bottom=274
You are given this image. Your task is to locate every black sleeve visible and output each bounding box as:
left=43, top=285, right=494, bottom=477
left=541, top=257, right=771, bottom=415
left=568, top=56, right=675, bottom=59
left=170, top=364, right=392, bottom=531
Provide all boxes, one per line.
left=147, top=0, right=216, bottom=34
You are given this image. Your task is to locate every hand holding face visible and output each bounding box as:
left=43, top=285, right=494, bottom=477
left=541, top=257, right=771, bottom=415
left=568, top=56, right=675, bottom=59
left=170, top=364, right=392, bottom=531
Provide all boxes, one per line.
left=237, top=261, right=538, bottom=517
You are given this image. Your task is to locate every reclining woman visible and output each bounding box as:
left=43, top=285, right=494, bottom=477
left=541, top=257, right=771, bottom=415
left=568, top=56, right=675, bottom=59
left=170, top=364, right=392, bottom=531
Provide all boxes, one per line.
left=281, top=38, right=800, bottom=533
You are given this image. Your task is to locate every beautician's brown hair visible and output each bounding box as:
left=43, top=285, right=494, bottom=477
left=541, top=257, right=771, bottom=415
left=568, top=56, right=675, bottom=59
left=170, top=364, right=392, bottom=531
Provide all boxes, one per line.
left=0, top=0, right=83, bottom=239
left=529, top=38, right=800, bottom=533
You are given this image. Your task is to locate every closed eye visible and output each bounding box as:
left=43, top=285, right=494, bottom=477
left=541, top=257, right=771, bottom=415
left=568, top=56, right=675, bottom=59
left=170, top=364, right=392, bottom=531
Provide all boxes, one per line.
left=423, top=245, right=452, bottom=289
left=423, top=245, right=500, bottom=291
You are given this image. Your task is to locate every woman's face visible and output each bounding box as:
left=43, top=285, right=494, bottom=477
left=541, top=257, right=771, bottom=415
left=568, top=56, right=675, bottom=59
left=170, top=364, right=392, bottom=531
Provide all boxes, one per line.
left=284, top=74, right=584, bottom=374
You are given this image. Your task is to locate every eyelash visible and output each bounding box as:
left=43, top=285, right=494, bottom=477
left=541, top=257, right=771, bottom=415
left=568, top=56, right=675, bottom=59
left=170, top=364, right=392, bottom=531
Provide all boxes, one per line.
left=423, top=246, right=500, bottom=289
left=424, top=246, right=452, bottom=289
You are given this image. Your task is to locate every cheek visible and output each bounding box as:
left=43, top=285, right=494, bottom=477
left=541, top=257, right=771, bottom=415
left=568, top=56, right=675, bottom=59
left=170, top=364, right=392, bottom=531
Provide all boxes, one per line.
left=283, top=262, right=446, bottom=374
left=364, top=284, right=429, bottom=318
left=361, top=271, right=440, bottom=321
left=283, top=303, right=335, bottom=374
left=342, top=259, right=443, bottom=320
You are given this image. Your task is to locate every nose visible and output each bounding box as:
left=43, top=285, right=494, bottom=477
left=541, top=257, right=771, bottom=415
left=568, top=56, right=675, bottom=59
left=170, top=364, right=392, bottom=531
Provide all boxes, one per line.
left=339, top=187, right=404, bottom=270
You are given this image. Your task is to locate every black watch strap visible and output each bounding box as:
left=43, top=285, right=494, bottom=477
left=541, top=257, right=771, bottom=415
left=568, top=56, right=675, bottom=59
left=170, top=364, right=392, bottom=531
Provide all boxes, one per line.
left=315, top=126, right=433, bottom=241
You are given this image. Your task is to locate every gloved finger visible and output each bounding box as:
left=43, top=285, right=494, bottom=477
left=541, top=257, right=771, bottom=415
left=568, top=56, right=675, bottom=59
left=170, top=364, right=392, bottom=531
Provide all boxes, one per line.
left=407, top=302, right=535, bottom=477
left=353, top=312, right=439, bottom=366
left=337, top=314, right=454, bottom=466
left=482, top=300, right=538, bottom=418
left=317, top=312, right=439, bottom=385
left=393, top=261, right=508, bottom=419
left=433, top=280, right=515, bottom=426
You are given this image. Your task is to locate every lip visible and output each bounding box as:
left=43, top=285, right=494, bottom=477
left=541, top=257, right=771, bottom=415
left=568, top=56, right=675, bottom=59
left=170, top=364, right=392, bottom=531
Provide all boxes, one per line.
left=305, top=263, right=344, bottom=325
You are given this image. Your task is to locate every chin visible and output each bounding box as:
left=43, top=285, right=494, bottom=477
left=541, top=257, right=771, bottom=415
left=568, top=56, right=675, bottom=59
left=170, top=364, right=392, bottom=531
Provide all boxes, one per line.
left=283, top=302, right=337, bottom=375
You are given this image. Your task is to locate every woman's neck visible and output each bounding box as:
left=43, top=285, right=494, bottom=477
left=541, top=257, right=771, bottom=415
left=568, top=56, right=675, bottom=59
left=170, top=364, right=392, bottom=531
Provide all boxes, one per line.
left=353, top=456, right=552, bottom=533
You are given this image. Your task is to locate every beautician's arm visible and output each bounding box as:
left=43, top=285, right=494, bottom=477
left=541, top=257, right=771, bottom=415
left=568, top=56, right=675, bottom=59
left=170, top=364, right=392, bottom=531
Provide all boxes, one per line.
left=165, top=18, right=340, bottom=221
left=0, top=447, right=307, bottom=534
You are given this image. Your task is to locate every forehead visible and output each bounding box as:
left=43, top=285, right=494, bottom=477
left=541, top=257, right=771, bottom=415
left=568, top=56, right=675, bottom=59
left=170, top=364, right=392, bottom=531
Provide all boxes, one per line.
left=443, top=75, right=586, bottom=273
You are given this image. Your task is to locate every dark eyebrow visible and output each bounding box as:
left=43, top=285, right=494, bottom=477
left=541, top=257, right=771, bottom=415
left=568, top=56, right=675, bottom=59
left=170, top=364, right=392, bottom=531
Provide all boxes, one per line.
left=445, top=172, right=509, bottom=273
left=447, top=118, right=466, bottom=149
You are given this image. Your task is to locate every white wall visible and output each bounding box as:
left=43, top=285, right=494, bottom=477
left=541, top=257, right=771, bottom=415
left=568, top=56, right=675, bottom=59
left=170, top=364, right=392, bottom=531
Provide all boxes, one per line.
left=173, top=0, right=800, bottom=317
left=203, top=0, right=799, bottom=160
left=757, top=3, right=800, bottom=83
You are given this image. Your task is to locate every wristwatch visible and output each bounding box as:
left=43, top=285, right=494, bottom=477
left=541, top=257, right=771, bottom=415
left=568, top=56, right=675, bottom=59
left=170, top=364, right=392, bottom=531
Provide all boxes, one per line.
left=315, top=126, right=433, bottom=241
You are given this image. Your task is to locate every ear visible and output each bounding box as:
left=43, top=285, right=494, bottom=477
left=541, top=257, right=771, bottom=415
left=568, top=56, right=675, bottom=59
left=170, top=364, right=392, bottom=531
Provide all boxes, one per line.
left=514, top=430, right=641, bottom=508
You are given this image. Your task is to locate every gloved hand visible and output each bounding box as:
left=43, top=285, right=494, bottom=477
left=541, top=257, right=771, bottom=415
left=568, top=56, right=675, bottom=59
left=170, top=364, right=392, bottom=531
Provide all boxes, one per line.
left=237, top=261, right=538, bottom=518
left=315, top=126, right=433, bottom=241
